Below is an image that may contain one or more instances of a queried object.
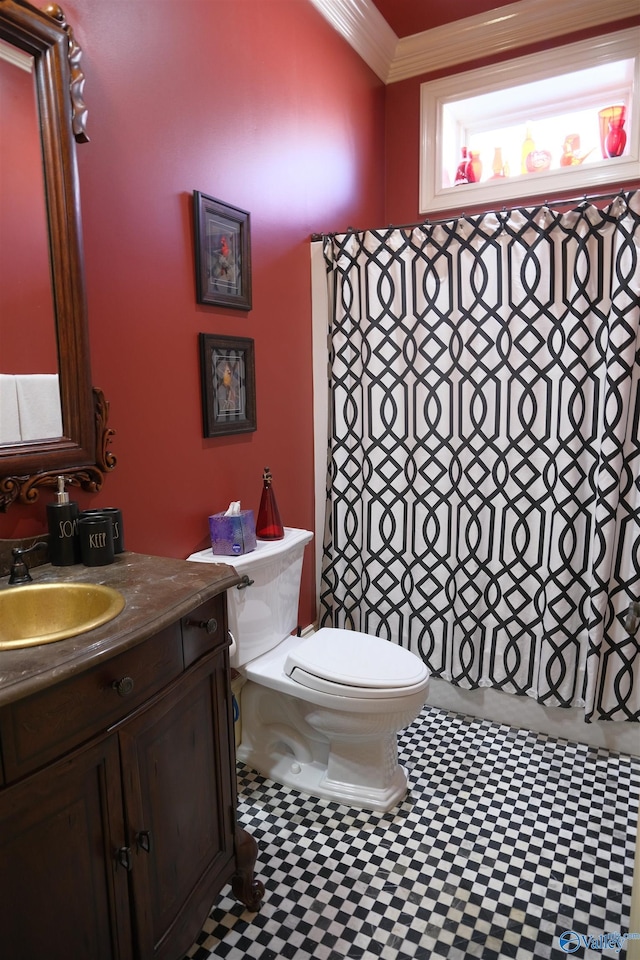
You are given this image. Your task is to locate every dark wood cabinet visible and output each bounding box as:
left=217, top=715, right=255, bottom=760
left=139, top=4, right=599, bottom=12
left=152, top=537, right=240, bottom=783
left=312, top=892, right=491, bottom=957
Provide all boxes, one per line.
left=0, top=734, right=132, bottom=960
left=0, top=589, right=263, bottom=960
left=0, top=622, right=184, bottom=781
left=120, top=650, right=236, bottom=960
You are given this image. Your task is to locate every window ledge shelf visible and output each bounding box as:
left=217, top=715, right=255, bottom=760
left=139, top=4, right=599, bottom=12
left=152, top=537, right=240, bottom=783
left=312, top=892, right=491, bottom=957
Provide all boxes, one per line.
left=419, top=28, right=639, bottom=214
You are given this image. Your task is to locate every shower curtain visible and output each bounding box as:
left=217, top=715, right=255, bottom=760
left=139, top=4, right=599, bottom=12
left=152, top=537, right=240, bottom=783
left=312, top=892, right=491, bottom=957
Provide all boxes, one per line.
left=319, top=192, right=640, bottom=722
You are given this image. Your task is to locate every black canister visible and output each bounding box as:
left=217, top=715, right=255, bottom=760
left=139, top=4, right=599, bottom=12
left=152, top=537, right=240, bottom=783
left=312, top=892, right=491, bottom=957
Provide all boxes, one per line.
left=78, top=515, right=115, bottom=566
left=80, top=507, right=125, bottom=553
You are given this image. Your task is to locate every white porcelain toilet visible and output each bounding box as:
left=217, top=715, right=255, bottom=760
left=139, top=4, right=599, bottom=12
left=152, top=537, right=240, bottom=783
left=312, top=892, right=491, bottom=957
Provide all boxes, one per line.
left=188, top=528, right=429, bottom=812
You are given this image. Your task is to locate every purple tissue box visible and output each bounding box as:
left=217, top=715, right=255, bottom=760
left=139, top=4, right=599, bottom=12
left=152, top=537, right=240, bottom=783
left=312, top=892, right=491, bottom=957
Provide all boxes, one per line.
left=209, top=510, right=256, bottom=556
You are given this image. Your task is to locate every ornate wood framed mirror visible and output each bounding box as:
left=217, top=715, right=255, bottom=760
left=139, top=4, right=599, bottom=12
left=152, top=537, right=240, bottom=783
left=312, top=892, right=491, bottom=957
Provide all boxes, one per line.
left=0, top=0, right=114, bottom=510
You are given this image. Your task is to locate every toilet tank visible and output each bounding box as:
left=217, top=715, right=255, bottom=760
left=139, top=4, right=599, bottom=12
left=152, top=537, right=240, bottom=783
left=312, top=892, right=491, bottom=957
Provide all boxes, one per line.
left=187, top=527, right=313, bottom=668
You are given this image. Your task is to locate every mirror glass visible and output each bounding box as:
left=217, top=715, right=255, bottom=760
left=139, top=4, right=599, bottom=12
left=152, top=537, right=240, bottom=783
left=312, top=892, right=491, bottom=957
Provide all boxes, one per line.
left=0, top=38, right=61, bottom=442
left=0, top=1, right=115, bottom=509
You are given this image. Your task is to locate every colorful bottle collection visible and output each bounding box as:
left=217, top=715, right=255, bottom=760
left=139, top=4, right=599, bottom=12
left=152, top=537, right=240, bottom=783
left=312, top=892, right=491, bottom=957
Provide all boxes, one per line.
left=453, top=104, right=626, bottom=188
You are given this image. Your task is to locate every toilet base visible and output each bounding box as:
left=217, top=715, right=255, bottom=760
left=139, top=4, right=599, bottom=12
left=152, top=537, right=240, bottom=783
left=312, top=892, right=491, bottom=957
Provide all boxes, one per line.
left=237, top=680, right=421, bottom=812
left=237, top=740, right=409, bottom=812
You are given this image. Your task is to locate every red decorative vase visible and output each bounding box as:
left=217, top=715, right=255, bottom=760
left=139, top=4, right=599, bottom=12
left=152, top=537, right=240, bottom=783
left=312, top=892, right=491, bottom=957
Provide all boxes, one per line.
left=256, top=467, right=284, bottom=540
left=454, top=147, right=469, bottom=185
left=605, top=117, right=627, bottom=158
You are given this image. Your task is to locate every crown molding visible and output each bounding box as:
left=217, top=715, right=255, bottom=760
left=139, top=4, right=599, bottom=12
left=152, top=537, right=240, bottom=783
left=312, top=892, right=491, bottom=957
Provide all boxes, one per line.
left=388, top=0, right=640, bottom=83
left=307, top=0, right=396, bottom=82
left=308, top=0, right=640, bottom=85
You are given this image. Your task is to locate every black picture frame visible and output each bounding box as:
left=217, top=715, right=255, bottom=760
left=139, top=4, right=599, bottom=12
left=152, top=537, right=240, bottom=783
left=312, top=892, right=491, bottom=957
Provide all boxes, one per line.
left=194, top=192, right=252, bottom=310
left=199, top=334, right=256, bottom=437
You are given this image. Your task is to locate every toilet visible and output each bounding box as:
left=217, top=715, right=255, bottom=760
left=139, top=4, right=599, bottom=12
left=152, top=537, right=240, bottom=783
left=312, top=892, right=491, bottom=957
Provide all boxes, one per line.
left=188, top=528, right=429, bottom=812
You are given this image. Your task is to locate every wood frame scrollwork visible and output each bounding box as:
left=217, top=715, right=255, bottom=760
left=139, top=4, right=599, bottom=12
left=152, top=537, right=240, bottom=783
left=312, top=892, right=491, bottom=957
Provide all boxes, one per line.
left=0, top=389, right=116, bottom=510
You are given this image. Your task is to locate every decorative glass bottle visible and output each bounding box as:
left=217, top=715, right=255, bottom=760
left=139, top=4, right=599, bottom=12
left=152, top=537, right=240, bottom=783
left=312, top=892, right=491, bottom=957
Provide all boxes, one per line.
left=466, top=150, right=482, bottom=183
left=605, top=110, right=627, bottom=158
left=256, top=467, right=284, bottom=540
left=490, top=147, right=505, bottom=178
left=599, top=105, right=626, bottom=158
left=521, top=126, right=535, bottom=174
left=454, top=147, right=469, bottom=185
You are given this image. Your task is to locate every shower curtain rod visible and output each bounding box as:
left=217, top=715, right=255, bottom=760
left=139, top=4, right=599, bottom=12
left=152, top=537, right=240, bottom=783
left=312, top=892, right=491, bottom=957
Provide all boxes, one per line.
left=310, top=188, right=630, bottom=242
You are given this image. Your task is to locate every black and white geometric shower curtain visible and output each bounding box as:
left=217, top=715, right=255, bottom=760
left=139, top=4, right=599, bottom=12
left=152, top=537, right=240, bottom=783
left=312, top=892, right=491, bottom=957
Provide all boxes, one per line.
left=319, top=192, right=640, bottom=721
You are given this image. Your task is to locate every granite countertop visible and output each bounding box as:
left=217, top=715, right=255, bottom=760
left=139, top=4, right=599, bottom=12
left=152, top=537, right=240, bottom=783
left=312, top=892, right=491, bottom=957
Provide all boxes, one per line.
left=0, top=551, right=241, bottom=708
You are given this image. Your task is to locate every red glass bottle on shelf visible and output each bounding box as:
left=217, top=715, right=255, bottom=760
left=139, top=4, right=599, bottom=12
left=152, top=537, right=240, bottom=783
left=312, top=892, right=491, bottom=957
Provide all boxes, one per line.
left=599, top=105, right=626, bottom=158
left=256, top=467, right=284, bottom=540
left=454, top=147, right=469, bottom=185
left=605, top=108, right=627, bottom=158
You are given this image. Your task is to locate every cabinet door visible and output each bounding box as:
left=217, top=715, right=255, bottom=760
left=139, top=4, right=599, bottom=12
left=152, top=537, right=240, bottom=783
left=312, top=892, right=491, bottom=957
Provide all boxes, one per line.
left=0, top=735, right=132, bottom=960
left=119, top=651, right=236, bottom=960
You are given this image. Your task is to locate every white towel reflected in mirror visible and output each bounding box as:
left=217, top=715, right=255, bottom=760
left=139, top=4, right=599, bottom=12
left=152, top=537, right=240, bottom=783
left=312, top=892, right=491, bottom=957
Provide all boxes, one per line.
left=15, top=373, right=63, bottom=441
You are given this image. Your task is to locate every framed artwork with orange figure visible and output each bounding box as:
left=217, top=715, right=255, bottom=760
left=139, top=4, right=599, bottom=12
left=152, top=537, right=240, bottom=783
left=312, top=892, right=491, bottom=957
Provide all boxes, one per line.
left=194, top=193, right=252, bottom=310
left=199, top=334, right=256, bottom=437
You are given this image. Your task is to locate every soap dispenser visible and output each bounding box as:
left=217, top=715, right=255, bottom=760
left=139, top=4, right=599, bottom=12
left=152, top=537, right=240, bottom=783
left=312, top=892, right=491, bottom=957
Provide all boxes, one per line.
left=256, top=467, right=284, bottom=540
left=47, top=475, right=80, bottom=565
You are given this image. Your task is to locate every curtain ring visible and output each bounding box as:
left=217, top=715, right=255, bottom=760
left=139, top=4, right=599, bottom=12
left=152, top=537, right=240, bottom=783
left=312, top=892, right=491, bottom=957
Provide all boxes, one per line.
left=612, top=193, right=626, bottom=217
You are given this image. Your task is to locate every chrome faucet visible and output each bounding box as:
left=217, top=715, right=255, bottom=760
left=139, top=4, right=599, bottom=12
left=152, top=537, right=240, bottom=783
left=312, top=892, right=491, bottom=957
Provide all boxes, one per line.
left=8, top=542, right=48, bottom=585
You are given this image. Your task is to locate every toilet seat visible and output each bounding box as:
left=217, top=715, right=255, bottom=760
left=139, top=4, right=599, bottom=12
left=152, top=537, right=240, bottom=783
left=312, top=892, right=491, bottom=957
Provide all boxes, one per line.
left=284, top=627, right=429, bottom=700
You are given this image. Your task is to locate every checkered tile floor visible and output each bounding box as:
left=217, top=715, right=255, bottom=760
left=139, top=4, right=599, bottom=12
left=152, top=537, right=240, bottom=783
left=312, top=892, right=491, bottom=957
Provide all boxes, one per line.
left=184, top=706, right=640, bottom=960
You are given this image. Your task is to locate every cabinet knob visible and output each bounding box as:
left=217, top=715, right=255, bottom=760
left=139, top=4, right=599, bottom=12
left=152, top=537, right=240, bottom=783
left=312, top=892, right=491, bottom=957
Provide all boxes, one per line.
left=236, top=575, right=254, bottom=590
left=116, top=846, right=132, bottom=871
left=136, top=830, right=152, bottom=854
left=112, top=676, right=135, bottom=697
left=185, top=617, right=218, bottom=635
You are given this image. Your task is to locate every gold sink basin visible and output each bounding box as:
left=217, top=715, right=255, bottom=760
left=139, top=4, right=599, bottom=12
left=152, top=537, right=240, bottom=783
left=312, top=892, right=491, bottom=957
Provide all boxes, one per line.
left=0, top=582, right=126, bottom=650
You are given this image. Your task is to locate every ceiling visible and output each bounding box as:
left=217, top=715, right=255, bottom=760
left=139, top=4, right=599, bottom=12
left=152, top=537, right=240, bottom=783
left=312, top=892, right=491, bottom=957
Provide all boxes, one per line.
left=368, top=0, right=519, bottom=38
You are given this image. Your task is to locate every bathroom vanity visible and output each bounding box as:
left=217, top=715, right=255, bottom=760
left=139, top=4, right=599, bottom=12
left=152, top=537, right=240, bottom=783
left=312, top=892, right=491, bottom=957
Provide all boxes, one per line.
left=0, top=552, right=263, bottom=960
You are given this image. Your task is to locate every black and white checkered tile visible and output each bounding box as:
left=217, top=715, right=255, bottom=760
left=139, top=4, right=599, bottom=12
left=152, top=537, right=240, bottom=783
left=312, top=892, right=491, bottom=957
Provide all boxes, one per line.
left=184, top=706, right=640, bottom=960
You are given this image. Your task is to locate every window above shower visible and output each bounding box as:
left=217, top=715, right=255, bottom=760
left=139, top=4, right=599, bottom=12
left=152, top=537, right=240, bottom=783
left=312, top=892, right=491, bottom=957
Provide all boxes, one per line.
left=419, top=27, right=639, bottom=214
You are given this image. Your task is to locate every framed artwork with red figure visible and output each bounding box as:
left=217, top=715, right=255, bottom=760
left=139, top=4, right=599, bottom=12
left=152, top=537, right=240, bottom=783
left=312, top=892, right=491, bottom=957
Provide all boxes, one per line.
left=194, top=193, right=252, bottom=310
left=199, top=334, right=256, bottom=437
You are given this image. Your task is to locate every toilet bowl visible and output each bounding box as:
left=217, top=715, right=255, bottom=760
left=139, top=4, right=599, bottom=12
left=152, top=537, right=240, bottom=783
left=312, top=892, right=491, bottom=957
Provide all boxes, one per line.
left=188, top=528, right=429, bottom=812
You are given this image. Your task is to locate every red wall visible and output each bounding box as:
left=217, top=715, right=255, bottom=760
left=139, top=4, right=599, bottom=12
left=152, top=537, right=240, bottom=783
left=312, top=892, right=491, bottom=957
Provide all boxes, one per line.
left=4, top=3, right=639, bottom=630
left=0, top=0, right=386, bottom=627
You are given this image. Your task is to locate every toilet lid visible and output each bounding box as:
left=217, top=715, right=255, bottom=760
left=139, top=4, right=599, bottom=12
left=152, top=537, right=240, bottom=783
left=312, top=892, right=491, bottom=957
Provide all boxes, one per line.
left=284, top=628, right=429, bottom=699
